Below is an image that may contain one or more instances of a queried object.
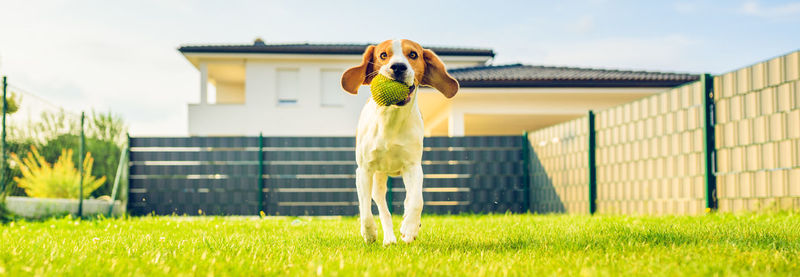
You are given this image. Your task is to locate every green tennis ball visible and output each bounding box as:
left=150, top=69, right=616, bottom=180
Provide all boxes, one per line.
left=370, top=74, right=409, bottom=106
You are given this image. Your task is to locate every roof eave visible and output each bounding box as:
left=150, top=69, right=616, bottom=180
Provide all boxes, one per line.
left=457, top=79, right=699, bottom=88
left=177, top=46, right=495, bottom=57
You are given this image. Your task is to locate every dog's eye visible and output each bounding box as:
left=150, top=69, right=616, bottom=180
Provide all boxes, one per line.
left=380, top=52, right=387, bottom=60
left=408, top=51, right=417, bottom=59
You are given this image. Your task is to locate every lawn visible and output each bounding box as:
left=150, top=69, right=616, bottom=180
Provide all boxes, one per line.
left=1, top=213, right=799, bottom=276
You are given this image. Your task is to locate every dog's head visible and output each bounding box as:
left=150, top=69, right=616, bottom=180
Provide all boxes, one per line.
left=341, top=39, right=459, bottom=99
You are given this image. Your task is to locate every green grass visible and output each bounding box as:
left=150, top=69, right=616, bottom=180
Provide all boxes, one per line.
left=1, top=213, right=799, bottom=276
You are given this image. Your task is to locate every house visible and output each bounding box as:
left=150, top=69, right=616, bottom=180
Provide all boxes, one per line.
left=180, top=39, right=699, bottom=136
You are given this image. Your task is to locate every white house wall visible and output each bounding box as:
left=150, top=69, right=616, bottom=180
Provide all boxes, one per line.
left=188, top=54, right=487, bottom=136
left=418, top=87, right=668, bottom=136
left=190, top=59, right=371, bottom=136
left=215, top=81, right=245, bottom=104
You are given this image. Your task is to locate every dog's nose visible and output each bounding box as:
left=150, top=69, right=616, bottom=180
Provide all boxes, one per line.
left=390, top=63, right=407, bottom=75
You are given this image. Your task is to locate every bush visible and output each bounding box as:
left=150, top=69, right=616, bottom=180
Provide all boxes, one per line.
left=2, top=139, right=37, bottom=197
left=10, top=146, right=106, bottom=199
left=5, top=109, right=127, bottom=198
left=0, top=91, right=21, bottom=115
left=38, top=134, right=121, bottom=197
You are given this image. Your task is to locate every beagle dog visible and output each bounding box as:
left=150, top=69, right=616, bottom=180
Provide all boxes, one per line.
left=341, top=39, right=458, bottom=245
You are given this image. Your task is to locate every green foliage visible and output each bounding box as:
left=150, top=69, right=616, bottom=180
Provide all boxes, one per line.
left=4, top=109, right=127, bottom=198
left=0, top=202, right=13, bottom=223
left=1, top=139, right=35, bottom=197
left=11, top=146, right=106, bottom=199
left=0, top=91, right=22, bottom=220
left=31, top=109, right=80, bottom=144
left=88, top=110, right=127, bottom=146
left=1, top=91, right=21, bottom=114
left=38, top=134, right=121, bottom=197
left=0, top=214, right=798, bottom=275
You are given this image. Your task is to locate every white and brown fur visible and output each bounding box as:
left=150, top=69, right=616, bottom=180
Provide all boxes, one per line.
left=341, top=39, right=458, bottom=245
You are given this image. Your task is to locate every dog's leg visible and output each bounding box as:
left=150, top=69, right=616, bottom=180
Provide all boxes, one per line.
left=371, top=172, right=397, bottom=245
left=400, top=164, right=423, bottom=243
left=356, top=167, right=377, bottom=243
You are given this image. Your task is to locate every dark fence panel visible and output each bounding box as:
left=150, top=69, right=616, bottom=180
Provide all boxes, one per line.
left=128, top=136, right=527, bottom=216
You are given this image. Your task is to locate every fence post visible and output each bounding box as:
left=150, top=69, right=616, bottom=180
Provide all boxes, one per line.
left=701, top=74, right=718, bottom=211
left=107, top=146, right=128, bottom=218
left=1, top=76, right=7, bottom=195
left=258, top=132, right=264, bottom=215
left=78, top=111, right=85, bottom=217
left=587, top=111, right=597, bottom=215
left=125, top=133, right=130, bottom=209
left=521, top=130, right=532, bottom=213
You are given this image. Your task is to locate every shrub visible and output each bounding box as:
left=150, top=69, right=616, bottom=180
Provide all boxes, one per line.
left=10, top=146, right=106, bottom=199
left=0, top=91, right=21, bottom=115
left=38, top=135, right=121, bottom=197
left=5, top=109, right=127, bottom=198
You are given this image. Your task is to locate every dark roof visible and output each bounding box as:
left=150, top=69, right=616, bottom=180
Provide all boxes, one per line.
left=449, top=64, right=700, bottom=88
left=179, top=41, right=495, bottom=57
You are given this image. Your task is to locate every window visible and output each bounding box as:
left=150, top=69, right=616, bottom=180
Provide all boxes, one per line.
left=276, top=69, right=299, bottom=105
left=321, top=69, right=344, bottom=107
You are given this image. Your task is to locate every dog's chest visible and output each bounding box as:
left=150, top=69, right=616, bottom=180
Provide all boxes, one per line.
left=356, top=102, right=424, bottom=174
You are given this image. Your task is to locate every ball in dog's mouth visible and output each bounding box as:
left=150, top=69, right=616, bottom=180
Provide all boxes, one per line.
left=370, top=74, right=413, bottom=106
left=394, top=85, right=415, bottom=106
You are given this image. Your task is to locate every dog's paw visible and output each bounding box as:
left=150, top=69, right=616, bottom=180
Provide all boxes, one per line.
left=361, top=230, right=378, bottom=243
left=400, top=221, right=420, bottom=243
left=383, top=234, right=397, bottom=246
left=361, top=222, right=378, bottom=243
left=400, top=232, right=416, bottom=243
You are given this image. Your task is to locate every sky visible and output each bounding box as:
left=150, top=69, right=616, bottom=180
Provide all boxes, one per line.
left=0, top=0, right=798, bottom=135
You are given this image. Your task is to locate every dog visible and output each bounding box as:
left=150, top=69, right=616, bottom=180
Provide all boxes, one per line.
left=341, top=39, right=458, bottom=245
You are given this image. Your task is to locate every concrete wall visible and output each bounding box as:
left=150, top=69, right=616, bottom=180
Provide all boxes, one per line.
left=6, top=197, right=124, bottom=218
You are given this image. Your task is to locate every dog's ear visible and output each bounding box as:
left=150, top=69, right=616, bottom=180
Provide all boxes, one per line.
left=421, top=48, right=459, bottom=98
left=341, top=45, right=376, bottom=95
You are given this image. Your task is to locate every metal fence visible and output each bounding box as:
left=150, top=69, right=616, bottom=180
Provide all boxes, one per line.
left=525, top=50, right=800, bottom=215
left=0, top=76, right=128, bottom=218
left=128, top=136, right=528, bottom=216
left=127, top=50, right=800, bottom=216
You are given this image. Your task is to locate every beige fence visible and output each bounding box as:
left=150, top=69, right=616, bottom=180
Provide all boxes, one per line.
left=526, top=50, right=800, bottom=215
left=528, top=117, right=590, bottom=214
left=713, top=51, right=800, bottom=212
left=594, top=80, right=707, bottom=215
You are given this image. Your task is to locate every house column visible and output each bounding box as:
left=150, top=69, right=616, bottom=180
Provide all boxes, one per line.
left=448, top=110, right=465, bottom=136
left=199, top=62, right=208, bottom=105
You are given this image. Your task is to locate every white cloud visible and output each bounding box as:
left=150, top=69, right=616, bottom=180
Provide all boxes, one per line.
left=740, top=0, right=800, bottom=18
left=566, top=16, right=596, bottom=34
left=0, top=0, right=796, bottom=138
left=495, top=34, right=703, bottom=72
left=0, top=1, right=196, bottom=136
left=673, top=2, right=699, bottom=14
